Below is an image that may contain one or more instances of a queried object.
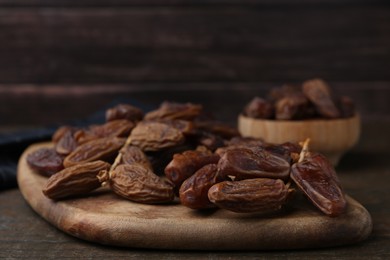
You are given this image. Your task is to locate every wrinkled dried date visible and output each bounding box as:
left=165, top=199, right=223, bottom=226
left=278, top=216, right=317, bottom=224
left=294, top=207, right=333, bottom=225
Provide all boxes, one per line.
left=42, top=160, right=111, bottom=200
left=105, top=103, right=144, bottom=122
left=27, top=148, right=64, bottom=176
left=179, top=164, right=219, bottom=209
left=74, top=119, right=135, bottom=144
left=120, top=145, right=153, bottom=170
left=165, top=150, right=220, bottom=188
left=161, top=119, right=195, bottom=136
left=52, top=126, right=77, bottom=143
left=291, top=152, right=346, bottom=217
left=130, top=121, right=185, bottom=151
left=110, top=164, right=174, bottom=204
left=63, top=137, right=125, bottom=168
left=243, top=97, right=274, bottom=119
left=208, top=178, right=291, bottom=213
left=55, top=127, right=78, bottom=155
left=302, top=79, right=340, bottom=118
left=145, top=101, right=203, bottom=121
left=217, top=147, right=291, bottom=181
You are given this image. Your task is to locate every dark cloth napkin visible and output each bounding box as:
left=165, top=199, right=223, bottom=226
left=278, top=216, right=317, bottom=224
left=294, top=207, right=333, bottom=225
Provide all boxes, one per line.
left=0, top=98, right=151, bottom=190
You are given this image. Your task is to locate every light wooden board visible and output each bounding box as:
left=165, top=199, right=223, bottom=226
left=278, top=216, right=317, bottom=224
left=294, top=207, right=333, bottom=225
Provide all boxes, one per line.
left=17, top=142, right=373, bottom=250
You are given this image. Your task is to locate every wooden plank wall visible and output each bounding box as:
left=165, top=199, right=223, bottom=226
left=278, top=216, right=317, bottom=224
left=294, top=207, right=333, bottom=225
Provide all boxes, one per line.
left=0, top=0, right=389, bottom=84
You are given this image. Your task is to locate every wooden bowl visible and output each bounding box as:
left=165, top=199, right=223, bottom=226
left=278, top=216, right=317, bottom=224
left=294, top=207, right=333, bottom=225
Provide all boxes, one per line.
left=238, top=114, right=361, bottom=166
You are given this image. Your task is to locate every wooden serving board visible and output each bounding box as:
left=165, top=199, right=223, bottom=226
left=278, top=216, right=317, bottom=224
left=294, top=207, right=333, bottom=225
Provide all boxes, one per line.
left=17, top=142, right=373, bottom=250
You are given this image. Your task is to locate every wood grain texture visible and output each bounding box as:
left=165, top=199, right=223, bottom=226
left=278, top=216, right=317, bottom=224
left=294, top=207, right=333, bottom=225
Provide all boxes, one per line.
left=17, top=142, right=372, bottom=250
left=0, top=83, right=389, bottom=128
left=0, top=0, right=387, bottom=7
left=0, top=3, right=389, bottom=83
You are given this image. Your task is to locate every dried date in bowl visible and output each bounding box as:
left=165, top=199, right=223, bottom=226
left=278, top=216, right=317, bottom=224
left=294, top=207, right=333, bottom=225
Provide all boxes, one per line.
left=238, top=114, right=360, bottom=166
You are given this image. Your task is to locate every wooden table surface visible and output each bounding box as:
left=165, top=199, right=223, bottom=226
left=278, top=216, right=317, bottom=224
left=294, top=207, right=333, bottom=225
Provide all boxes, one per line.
left=0, top=87, right=389, bottom=259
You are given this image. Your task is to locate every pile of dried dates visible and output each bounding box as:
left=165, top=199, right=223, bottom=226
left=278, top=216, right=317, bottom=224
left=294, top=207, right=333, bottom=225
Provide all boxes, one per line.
left=243, top=78, right=356, bottom=120
left=26, top=101, right=347, bottom=217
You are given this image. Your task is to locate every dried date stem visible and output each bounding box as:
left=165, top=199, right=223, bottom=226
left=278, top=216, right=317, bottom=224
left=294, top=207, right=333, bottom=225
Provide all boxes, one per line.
left=109, top=135, right=133, bottom=175
left=98, top=135, right=132, bottom=186
left=298, top=138, right=311, bottom=163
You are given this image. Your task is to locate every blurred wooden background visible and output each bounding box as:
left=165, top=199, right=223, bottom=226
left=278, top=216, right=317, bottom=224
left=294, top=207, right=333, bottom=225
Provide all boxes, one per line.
left=0, top=0, right=389, bottom=127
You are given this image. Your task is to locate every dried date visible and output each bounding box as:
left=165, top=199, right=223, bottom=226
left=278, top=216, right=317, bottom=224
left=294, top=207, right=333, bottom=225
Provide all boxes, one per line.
left=291, top=152, right=347, bottom=217
left=179, top=164, right=219, bottom=209
left=27, top=148, right=64, bottom=176
left=63, top=137, right=125, bottom=168
left=110, top=164, right=175, bottom=204
left=52, top=126, right=77, bottom=143
left=120, top=145, right=153, bottom=170
left=217, top=147, right=291, bottom=181
left=74, top=119, right=135, bottom=144
left=144, top=101, right=203, bottom=121
left=42, top=160, right=111, bottom=200
left=130, top=121, right=185, bottom=151
left=105, top=103, right=144, bottom=122
left=208, top=178, right=291, bottom=213
left=243, top=97, right=274, bottom=119
left=302, top=79, right=340, bottom=118
left=55, top=127, right=78, bottom=155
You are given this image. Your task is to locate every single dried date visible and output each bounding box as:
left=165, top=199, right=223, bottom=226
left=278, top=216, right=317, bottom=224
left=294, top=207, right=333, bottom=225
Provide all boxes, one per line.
left=217, top=147, right=291, bottom=181
left=302, top=79, right=340, bottom=118
left=26, top=148, right=64, bottom=176
left=243, top=97, right=274, bottom=119
left=130, top=121, right=185, bottom=151
left=110, top=164, right=175, bottom=204
left=74, top=119, right=135, bottom=144
left=42, top=160, right=111, bottom=200
left=291, top=152, right=347, bottom=217
left=144, top=101, right=203, bottom=121
left=179, top=164, right=220, bottom=209
left=55, top=127, right=78, bottom=155
left=208, top=178, right=291, bottom=213
left=63, top=137, right=125, bottom=168
left=105, top=103, right=144, bottom=122
left=120, top=145, right=153, bottom=170
left=52, top=126, right=78, bottom=143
